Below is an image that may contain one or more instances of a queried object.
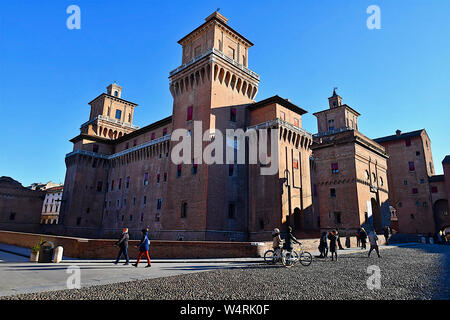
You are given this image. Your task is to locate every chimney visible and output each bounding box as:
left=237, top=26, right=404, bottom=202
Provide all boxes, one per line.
left=396, top=129, right=401, bottom=136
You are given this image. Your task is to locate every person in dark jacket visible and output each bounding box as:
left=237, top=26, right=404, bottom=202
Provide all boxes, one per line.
left=336, top=229, right=344, bottom=250
left=318, top=232, right=328, bottom=258
left=133, top=228, right=151, bottom=268
left=114, top=228, right=130, bottom=265
left=383, top=226, right=390, bottom=245
left=359, top=228, right=368, bottom=250
left=356, top=228, right=361, bottom=247
left=284, top=226, right=301, bottom=252
left=328, top=230, right=338, bottom=261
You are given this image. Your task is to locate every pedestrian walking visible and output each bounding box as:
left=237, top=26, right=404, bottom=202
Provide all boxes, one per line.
left=356, top=228, right=361, bottom=247
left=368, top=231, right=381, bottom=258
left=114, top=228, right=130, bottom=265
left=336, top=229, right=344, bottom=250
left=359, top=227, right=368, bottom=250
left=328, top=230, right=338, bottom=261
left=133, top=228, right=151, bottom=268
left=383, top=226, right=390, bottom=245
left=318, top=231, right=328, bottom=258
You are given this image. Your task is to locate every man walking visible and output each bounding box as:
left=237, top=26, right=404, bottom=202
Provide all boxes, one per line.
left=383, top=226, right=390, bottom=245
left=368, top=231, right=381, bottom=258
left=359, top=227, right=368, bottom=250
left=114, top=228, right=130, bottom=265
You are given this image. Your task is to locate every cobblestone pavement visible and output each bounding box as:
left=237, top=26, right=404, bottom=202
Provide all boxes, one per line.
left=3, top=244, right=449, bottom=300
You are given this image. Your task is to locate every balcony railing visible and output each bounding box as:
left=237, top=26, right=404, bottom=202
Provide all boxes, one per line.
left=246, top=118, right=313, bottom=139
left=169, top=48, right=260, bottom=81
left=80, top=115, right=139, bottom=130
left=65, top=134, right=171, bottom=160
left=312, top=126, right=352, bottom=138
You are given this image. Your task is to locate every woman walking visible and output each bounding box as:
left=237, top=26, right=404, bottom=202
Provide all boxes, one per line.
left=133, top=228, right=152, bottom=268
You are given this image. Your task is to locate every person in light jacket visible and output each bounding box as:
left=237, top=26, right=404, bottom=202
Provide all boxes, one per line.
left=368, top=231, right=381, bottom=258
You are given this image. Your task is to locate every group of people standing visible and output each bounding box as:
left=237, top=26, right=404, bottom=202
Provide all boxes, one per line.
left=114, top=228, right=152, bottom=267
left=318, top=227, right=385, bottom=260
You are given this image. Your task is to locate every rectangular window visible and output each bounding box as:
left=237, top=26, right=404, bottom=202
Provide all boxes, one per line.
left=126, top=177, right=130, bottom=189
left=157, top=198, right=162, bottom=210
left=177, top=164, right=182, bottom=177
left=181, top=202, right=187, bottom=218
left=157, top=174, right=160, bottom=183
left=163, top=128, right=167, bottom=136
left=228, top=202, right=236, bottom=219
left=115, top=109, right=122, bottom=120
left=279, top=111, right=286, bottom=121
left=151, top=132, right=155, bottom=140
left=133, top=139, right=137, bottom=147
left=334, top=212, right=341, bottom=224
left=294, top=118, right=299, bottom=127
left=330, top=188, right=336, bottom=198
left=76, top=217, right=81, bottom=225
left=97, top=181, right=103, bottom=192
left=140, top=212, right=144, bottom=222
left=143, top=196, right=147, bottom=205
left=409, top=161, right=415, bottom=171
left=230, top=108, right=237, bottom=122
left=192, top=160, right=198, bottom=174
left=331, top=163, right=339, bottom=174
left=125, top=142, right=129, bottom=149
left=187, top=106, right=193, bottom=121
left=9, top=213, right=16, bottom=221
left=412, top=188, right=418, bottom=194
left=144, top=173, right=149, bottom=186
left=118, top=178, right=122, bottom=190
left=431, top=186, right=438, bottom=193
left=93, top=144, right=99, bottom=153
left=405, top=138, right=411, bottom=147
left=229, top=164, right=234, bottom=176
left=164, top=172, right=167, bottom=181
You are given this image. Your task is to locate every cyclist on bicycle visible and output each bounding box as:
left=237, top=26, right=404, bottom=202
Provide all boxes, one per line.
left=284, top=226, right=301, bottom=253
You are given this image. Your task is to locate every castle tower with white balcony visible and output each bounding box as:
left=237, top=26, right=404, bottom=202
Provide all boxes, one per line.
left=81, top=83, right=139, bottom=140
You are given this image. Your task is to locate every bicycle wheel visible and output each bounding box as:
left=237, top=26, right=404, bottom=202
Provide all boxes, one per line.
left=282, top=251, right=298, bottom=268
left=264, top=250, right=275, bottom=264
left=299, top=251, right=313, bottom=266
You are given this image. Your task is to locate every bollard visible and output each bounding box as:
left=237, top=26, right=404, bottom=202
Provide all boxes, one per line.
left=53, top=246, right=63, bottom=263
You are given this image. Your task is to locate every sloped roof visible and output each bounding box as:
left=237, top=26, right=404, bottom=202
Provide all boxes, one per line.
left=373, top=129, right=424, bottom=144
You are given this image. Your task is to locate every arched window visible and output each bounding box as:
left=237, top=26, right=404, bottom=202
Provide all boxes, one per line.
left=114, top=90, right=118, bottom=97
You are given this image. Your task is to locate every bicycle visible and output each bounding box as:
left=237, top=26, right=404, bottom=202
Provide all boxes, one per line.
left=281, top=244, right=313, bottom=268
left=264, top=247, right=283, bottom=264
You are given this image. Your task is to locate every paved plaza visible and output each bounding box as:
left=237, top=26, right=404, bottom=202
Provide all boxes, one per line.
left=0, top=243, right=448, bottom=300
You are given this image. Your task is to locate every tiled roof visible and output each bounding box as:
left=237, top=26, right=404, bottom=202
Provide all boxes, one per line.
left=373, top=129, right=424, bottom=143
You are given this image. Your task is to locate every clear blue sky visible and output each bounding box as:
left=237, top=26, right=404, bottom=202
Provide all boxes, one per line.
left=1, top=0, right=449, bottom=186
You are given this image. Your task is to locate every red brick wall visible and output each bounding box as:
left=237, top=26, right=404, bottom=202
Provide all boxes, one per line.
left=0, top=230, right=265, bottom=259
